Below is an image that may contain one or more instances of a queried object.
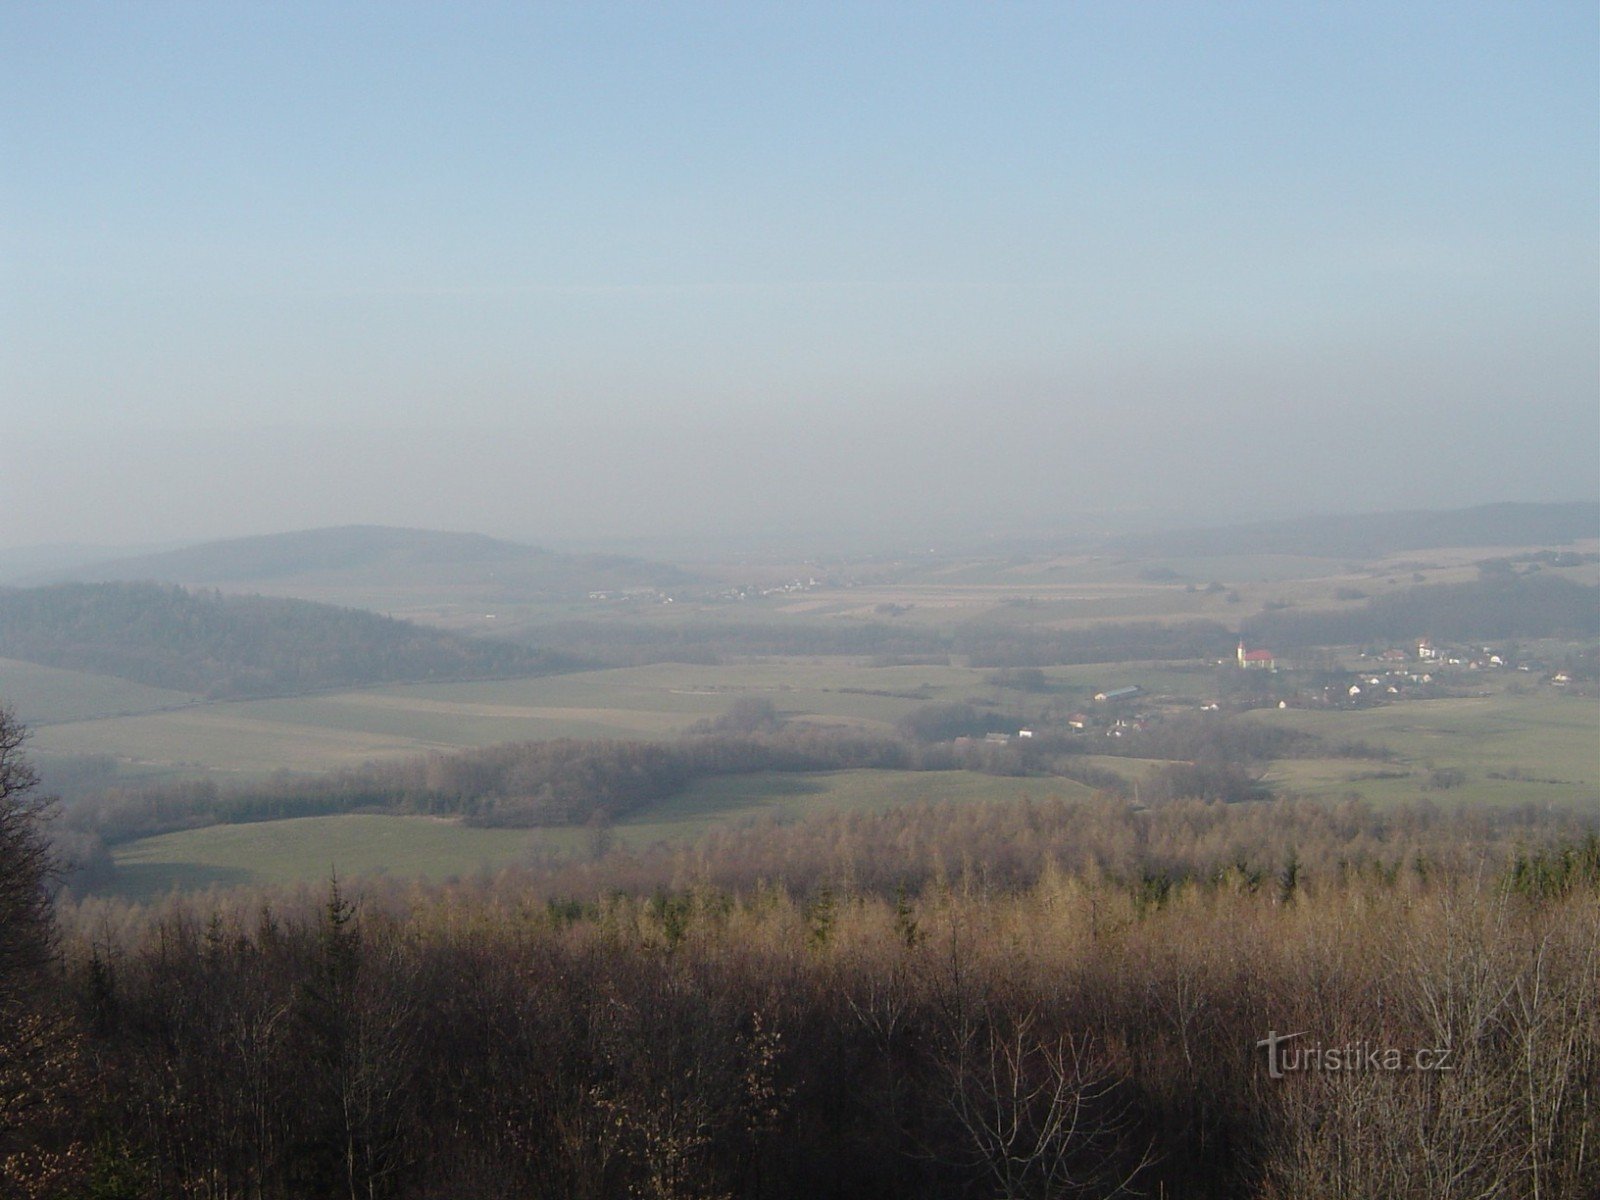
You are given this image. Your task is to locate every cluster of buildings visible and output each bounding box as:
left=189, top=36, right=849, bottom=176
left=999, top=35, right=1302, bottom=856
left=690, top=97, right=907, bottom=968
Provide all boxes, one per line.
left=586, top=587, right=673, bottom=603
left=587, top=576, right=834, bottom=605
left=709, top=577, right=824, bottom=603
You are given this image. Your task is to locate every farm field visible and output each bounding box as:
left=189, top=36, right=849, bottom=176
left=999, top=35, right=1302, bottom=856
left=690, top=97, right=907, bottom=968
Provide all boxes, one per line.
left=1246, top=692, right=1600, bottom=807
left=15, top=525, right=1597, bottom=907
left=29, top=657, right=1209, bottom=781
left=1262, top=756, right=1600, bottom=809
left=106, top=767, right=1081, bottom=900
left=26, top=659, right=949, bottom=777
left=25, top=651, right=1598, bottom=815
left=0, top=656, right=200, bottom=725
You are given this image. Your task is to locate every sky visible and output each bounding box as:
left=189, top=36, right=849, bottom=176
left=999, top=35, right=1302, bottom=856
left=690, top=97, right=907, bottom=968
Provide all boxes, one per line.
left=2, top=2, right=1596, bottom=554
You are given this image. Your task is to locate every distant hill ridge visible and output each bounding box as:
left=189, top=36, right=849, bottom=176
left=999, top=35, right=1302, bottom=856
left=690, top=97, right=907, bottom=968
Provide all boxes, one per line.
left=0, top=581, right=580, bottom=700
left=1106, top=501, right=1599, bottom=560
left=32, top=525, right=694, bottom=596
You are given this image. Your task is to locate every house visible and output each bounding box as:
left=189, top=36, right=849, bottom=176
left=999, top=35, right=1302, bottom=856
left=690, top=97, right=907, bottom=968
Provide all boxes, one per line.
left=1418, top=638, right=1438, bottom=660
left=1237, top=640, right=1276, bottom=670
left=1094, top=686, right=1142, bottom=703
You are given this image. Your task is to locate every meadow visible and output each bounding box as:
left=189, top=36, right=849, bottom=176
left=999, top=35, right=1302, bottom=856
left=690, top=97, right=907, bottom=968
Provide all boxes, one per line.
left=0, top=655, right=199, bottom=724
left=105, top=768, right=1087, bottom=900
left=11, top=534, right=1595, bottom=902
left=26, top=659, right=956, bottom=775
left=26, top=656, right=1215, bottom=780
left=1247, top=690, right=1600, bottom=808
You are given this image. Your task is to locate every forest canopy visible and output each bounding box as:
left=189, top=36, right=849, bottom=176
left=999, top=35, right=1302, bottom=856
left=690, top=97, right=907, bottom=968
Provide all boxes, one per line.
left=0, top=582, right=578, bottom=699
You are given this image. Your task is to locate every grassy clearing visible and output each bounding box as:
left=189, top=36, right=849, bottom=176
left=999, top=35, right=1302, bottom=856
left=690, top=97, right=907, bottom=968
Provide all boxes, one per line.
left=30, top=707, right=454, bottom=776
left=1130, top=555, right=1355, bottom=584
left=1262, top=757, right=1600, bottom=809
left=1246, top=692, right=1600, bottom=807
left=1248, top=692, right=1599, bottom=780
left=33, top=659, right=1018, bottom=778
left=0, top=656, right=199, bottom=724
left=104, top=768, right=1091, bottom=900
left=1032, top=664, right=1216, bottom=697
left=110, top=815, right=553, bottom=901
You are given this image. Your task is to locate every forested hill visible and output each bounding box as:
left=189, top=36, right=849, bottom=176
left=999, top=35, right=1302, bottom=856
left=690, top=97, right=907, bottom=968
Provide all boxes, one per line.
left=30, top=525, right=693, bottom=597
left=1106, top=501, right=1599, bottom=560
left=1243, top=574, right=1600, bottom=649
left=0, top=582, right=580, bottom=699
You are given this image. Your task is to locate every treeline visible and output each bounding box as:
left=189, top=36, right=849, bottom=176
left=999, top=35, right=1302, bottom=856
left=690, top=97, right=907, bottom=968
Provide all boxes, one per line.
left=60, top=708, right=1385, bottom=858
left=0, top=582, right=578, bottom=699
left=535, top=575, right=1597, bottom=674
left=475, top=790, right=1596, bottom=902
left=521, top=616, right=1238, bottom=669
left=1106, top=499, right=1600, bottom=559
left=1245, top=575, right=1600, bottom=651
left=10, top=796, right=1597, bottom=1199
left=61, top=730, right=934, bottom=846
left=1091, top=712, right=1353, bottom=763
left=42, top=525, right=695, bottom=595
left=957, top=619, right=1233, bottom=668
left=521, top=617, right=945, bottom=665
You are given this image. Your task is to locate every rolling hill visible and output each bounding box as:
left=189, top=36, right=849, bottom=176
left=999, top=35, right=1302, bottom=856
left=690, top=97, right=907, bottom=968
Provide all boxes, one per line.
left=1105, top=501, right=1599, bottom=560
left=0, top=581, right=582, bottom=700
left=30, top=525, right=695, bottom=600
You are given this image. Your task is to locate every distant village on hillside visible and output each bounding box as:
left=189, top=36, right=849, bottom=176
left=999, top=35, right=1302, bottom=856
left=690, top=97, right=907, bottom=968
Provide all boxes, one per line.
left=977, top=633, right=1585, bottom=745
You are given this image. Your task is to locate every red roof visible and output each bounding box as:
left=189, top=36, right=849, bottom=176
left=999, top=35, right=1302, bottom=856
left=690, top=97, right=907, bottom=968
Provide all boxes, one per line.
left=1242, top=649, right=1275, bottom=661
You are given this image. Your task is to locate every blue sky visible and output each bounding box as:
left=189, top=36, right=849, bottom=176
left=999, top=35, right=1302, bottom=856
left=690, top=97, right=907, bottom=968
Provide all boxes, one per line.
left=2, top=2, right=1595, bottom=550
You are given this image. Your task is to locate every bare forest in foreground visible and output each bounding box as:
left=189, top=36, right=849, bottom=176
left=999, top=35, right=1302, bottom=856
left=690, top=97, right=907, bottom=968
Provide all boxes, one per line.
left=5, top=728, right=1599, bottom=1197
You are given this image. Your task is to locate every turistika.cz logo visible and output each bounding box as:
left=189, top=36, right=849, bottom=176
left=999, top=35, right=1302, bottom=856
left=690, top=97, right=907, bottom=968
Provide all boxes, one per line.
left=1256, top=1030, right=1455, bottom=1079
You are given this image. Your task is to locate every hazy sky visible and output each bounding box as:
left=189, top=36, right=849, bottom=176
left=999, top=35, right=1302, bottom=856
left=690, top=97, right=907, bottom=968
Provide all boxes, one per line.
left=3, top=2, right=1596, bottom=552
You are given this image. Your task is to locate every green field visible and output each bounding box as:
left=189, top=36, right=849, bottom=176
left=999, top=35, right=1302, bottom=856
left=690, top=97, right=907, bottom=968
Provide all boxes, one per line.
left=1246, top=692, right=1600, bottom=807
left=110, top=815, right=548, bottom=897
left=0, top=656, right=200, bottom=724
left=106, top=768, right=1089, bottom=899
left=30, top=658, right=1109, bottom=779
left=24, top=534, right=1599, bottom=901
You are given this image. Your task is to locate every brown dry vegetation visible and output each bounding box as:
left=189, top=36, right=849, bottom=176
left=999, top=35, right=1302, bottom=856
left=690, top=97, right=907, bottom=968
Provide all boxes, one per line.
left=0, top=788, right=1593, bottom=1199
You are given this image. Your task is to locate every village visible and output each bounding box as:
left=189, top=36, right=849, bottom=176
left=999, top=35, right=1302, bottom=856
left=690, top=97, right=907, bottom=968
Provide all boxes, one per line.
left=985, top=633, right=1590, bottom=745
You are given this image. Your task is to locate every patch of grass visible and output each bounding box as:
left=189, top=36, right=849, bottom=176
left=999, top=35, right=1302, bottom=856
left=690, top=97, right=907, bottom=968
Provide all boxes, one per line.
left=1246, top=693, right=1600, bottom=807
left=30, top=707, right=457, bottom=776
left=32, top=660, right=1016, bottom=778
left=1263, top=757, right=1600, bottom=809
left=0, top=656, right=200, bottom=724
left=1133, top=555, right=1354, bottom=584
left=110, top=815, right=557, bottom=902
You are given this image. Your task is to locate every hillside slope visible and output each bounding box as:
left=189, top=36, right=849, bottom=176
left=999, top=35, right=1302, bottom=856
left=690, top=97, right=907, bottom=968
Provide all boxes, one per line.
left=0, top=581, right=581, bottom=699
left=34, top=525, right=693, bottom=599
left=1106, top=501, right=1599, bottom=560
